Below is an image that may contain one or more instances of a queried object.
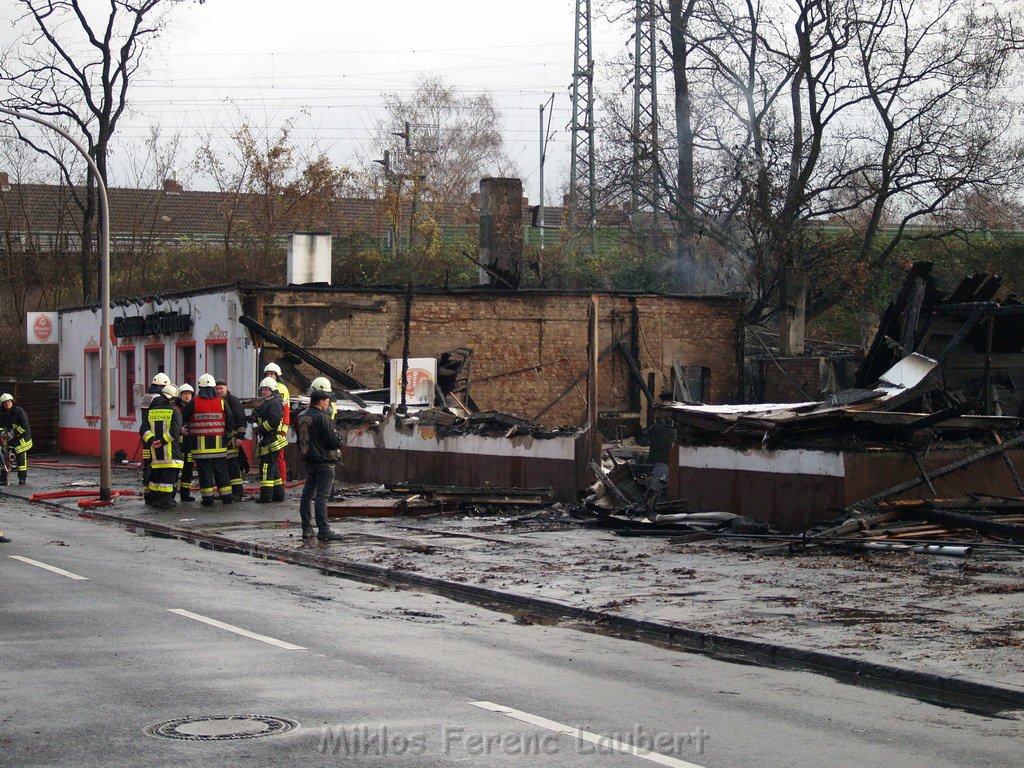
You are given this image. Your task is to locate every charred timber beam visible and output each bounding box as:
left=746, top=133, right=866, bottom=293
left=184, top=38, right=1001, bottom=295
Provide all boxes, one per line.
left=918, top=506, right=1024, bottom=543
left=616, top=341, right=655, bottom=406
left=239, top=314, right=366, bottom=393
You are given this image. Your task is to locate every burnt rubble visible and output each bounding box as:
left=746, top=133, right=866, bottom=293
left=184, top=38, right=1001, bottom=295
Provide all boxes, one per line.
left=574, top=263, right=1024, bottom=556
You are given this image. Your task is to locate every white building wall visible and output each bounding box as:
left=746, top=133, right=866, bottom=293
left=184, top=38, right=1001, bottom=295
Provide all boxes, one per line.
left=57, top=289, right=256, bottom=457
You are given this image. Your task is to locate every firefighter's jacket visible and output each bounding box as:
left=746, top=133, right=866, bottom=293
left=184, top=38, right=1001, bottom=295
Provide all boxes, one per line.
left=187, top=390, right=235, bottom=460
left=253, top=393, right=287, bottom=456
left=142, top=395, right=183, bottom=470
left=0, top=404, right=32, bottom=452
left=138, top=383, right=164, bottom=460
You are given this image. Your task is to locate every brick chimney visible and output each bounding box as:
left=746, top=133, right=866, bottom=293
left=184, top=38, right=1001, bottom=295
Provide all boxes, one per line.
left=0, top=172, right=10, bottom=192
left=162, top=178, right=183, bottom=195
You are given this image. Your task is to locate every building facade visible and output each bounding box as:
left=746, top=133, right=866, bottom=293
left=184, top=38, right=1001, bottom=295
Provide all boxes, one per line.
left=58, top=287, right=257, bottom=458
left=57, top=283, right=745, bottom=458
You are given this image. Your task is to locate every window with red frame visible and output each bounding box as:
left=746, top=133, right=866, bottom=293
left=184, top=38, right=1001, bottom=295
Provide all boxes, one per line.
left=176, top=343, right=196, bottom=387
left=118, top=348, right=136, bottom=418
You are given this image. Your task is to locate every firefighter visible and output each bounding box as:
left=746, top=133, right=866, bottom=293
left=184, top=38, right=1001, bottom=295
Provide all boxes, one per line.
left=139, top=372, right=171, bottom=501
left=308, top=376, right=338, bottom=421
left=176, top=383, right=196, bottom=502
left=215, top=379, right=247, bottom=499
left=0, top=393, right=31, bottom=485
left=263, top=362, right=290, bottom=483
left=253, top=376, right=287, bottom=503
left=142, top=384, right=183, bottom=508
left=189, top=373, right=235, bottom=507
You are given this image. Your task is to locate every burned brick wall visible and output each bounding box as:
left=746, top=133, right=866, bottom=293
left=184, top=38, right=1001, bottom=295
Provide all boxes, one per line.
left=760, top=357, right=828, bottom=403
left=252, top=288, right=743, bottom=428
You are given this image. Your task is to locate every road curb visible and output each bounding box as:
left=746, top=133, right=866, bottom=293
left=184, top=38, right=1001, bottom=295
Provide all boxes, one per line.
left=15, top=491, right=1024, bottom=717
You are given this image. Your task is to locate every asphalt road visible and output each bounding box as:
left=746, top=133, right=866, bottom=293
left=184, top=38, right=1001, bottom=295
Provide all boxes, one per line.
left=1, top=503, right=1021, bottom=767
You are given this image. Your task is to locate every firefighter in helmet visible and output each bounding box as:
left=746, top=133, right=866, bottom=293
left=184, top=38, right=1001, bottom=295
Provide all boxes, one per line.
left=188, top=373, right=235, bottom=506
left=140, top=372, right=171, bottom=501
left=253, top=376, right=287, bottom=503
left=215, top=379, right=247, bottom=499
left=142, top=384, right=183, bottom=508
left=175, top=383, right=196, bottom=502
left=0, top=393, right=32, bottom=485
left=262, top=362, right=290, bottom=483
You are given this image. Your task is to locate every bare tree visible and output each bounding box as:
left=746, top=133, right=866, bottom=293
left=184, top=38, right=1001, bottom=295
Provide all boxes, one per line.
left=0, top=0, right=206, bottom=303
left=194, top=121, right=364, bottom=282
left=368, top=75, right=515, bottom=273
left=600, top=0, right=1024, bottom=322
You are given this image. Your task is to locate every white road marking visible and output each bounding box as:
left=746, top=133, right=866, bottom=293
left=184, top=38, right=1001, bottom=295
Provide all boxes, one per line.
left=168, top=609, right=306, bottom=650
left=469, top=701, right=708, bottom=768
left=9, top=555, right=88, bottom=580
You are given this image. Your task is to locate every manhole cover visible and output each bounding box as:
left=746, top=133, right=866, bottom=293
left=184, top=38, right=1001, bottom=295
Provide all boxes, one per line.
left=145, top=715, right=299, bottom=741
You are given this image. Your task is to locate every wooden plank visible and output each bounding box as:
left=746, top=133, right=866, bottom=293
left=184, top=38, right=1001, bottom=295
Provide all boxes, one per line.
left=327, top=498, right=441, bottom=518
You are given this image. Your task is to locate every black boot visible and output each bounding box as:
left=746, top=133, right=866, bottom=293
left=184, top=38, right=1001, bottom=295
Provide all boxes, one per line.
left=256, top=489, right=274, bottom=504
left=200, top=497, right=216, bottom=508
left=232, top=486, right=244, bottom=500
left=272, top=486, right=286, bottom=502
left=179, top=489, right=194, bottom=502
left=17, top=471, right=26, bottom=485
left=220, top=494, right=233, bottom=505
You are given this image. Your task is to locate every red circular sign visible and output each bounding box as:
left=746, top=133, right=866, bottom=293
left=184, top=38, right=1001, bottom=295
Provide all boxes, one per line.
left=404, top=368, right=431, bottom=397
left=33, top=314, right=53, bottom=342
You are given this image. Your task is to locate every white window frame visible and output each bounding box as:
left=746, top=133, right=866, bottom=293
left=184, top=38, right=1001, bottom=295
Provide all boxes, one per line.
left=59, top=374, right=75, bottom=404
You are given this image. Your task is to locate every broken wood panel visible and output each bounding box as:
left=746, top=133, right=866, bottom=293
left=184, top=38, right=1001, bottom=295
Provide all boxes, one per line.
left=664, top=443, right=1024, bottom=532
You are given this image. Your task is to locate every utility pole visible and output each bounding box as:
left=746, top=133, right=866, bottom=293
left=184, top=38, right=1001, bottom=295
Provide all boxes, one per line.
left=0, top=107, right=112, bottom=500
left=631, top=0, right=659, bottom=248
left=538, top=93, right=555, bottom=251
left=569, top=0, right=596, bottom=259
left=376, top=121, right=436, bottom=259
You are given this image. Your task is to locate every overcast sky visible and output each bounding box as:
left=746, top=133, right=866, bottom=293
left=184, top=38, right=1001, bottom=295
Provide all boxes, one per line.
left=2, top=0, right=632, bottom=201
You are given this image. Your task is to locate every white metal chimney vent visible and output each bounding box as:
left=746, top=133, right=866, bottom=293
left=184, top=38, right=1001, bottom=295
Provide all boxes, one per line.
left=286, top=232, right=332, bottom=285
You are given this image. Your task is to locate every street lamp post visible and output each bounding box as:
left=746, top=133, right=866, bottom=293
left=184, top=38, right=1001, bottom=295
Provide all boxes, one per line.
left=0, top=107, right=112, bottom=500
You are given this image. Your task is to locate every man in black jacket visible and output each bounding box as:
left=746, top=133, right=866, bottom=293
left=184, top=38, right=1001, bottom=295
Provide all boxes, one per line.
left=295, top=391, right=344, bottom=541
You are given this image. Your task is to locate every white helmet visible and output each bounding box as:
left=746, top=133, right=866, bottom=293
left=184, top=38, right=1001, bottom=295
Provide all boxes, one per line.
left=152, top=372, right=171, bottom=386
left=259, top=376, right=279, bottom=392
left=178, top=383, right=194, bottom=394
left=263, top=362, right=282, bottom=377
left=310, top=376, right=332, bottom=393
left=0, top=393, right=12, bottom=405
left=197, top=373, right=216, bottom=388
left=161, top=384, right=178, bottom=399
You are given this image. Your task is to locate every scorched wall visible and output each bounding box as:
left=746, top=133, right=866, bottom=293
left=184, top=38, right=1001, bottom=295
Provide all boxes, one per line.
left=248, top=288, right=744, bottom=428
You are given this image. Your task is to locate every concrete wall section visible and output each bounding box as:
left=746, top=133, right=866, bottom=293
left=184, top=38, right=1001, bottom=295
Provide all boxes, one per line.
left=669, top=443, right=1024, bottom=531
left=340, top=417, right=590, bottom=501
